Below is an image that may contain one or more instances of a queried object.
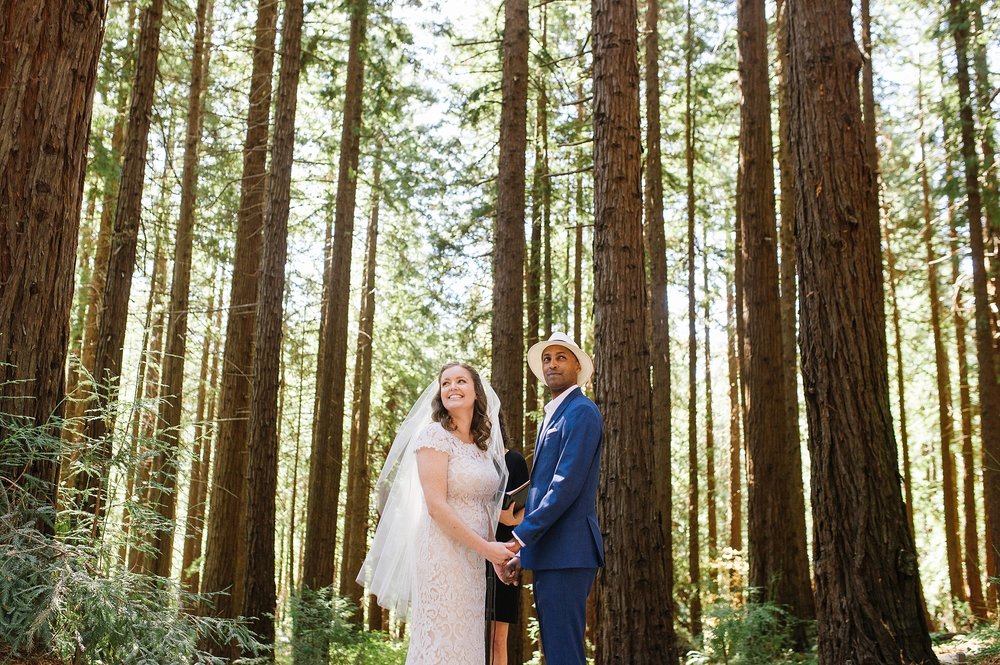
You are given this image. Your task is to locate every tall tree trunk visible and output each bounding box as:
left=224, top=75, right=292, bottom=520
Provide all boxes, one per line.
left=787, top=0, right=937, bottom=657
left=918, top=79, right=968, bottom=608
left=525, top=60, right=543, bottom=455
left=339, top=151, right=381, bottom=621
left=946, top=128, right=988, bottom=618
left=124, top=222, right=169, bottom=570
left=65, top=192, right=98, bottom=417
left=950, top=0, right=1000, bottom=612
left=66, top=0, right=137, bottom=440
left=0, top=0, right=108, bottom=537
left=241, top=0, right=303, bottom=651
left=181, top=277, right=223, bottom=602
left=970, top=3, right=999, bottom=317
left=148, top=0, right=214, bottom=578
left=79, top=0, right=165, bottom=525
left=703, top=232, right=717, bottom=572
left=591, top=0, right=674, bottom=659
left=880, top=228, right=917, bottom=542
left=491, top=0, right=528, bottom=451
left=574, top=79, right=586, bottom=347
left=644, top=0, right=677, bottom=656
left=737, top=0, right=814, bottom=637
left=775, top=0, right=800, bottom=474
left=683, top=0, right=702, bottom=638
left=726, top=264, right=742, bottom=564
left=199, top=0, right=277, bottom=645
left=286, top=348, right=306, bottom=598
left=301, top=0, right=369, bottom=608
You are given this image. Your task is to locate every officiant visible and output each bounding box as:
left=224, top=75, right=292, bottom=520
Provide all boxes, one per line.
left=487, top=412, right=529, bottom=665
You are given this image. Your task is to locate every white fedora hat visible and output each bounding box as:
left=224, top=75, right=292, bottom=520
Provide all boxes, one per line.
left=527, top=332, right=594, bottom=388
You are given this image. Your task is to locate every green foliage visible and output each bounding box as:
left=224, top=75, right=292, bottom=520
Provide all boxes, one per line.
left=286, top=588, right=405, bottom=665
left=685, top=599, right=813, bottom=665
left=0, top=411, right=261, bottom=664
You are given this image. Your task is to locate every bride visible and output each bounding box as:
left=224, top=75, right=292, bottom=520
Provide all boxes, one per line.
left=357, top=361, right=513, bottom=664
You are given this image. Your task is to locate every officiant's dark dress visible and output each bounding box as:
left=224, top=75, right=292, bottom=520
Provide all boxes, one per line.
left=487, top=449, right=530, bottom=622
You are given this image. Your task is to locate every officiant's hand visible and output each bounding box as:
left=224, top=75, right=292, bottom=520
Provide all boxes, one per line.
left=499, top=504, right=524, bottom=527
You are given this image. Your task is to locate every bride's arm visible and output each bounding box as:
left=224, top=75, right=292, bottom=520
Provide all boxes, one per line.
left=417, top=448, right=512, bottom=565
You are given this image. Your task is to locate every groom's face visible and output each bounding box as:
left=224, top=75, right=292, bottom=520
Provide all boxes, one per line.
left=541, top=345, right=581, bottom=396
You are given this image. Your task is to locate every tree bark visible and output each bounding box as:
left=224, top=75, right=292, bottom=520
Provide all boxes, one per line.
left=592, top=0, right=674, bottom=660
left=491, top=0, right=528, bottom=451
left=148, top=0, right=214, bottom=579
left=950, top=0, right=1000, bottom=613
left=683, top=0, right=702, bottom=638
left=199, top=0, right=277, bottom=644
left=0, top=0, right=107, bottom=533
left=775, top=0, right=800, bottom=474
left=946, top=131, right=988, bottom=618
left=525, top=57, right=543, bottom=455
left=970, top=3, right=999, bottom=320
left=644, top=0, right=677, bottom=656
left=339, top=150, right=381, bottom=622
left=241, top=0, right=303, bottom=651
left=918, top=79, right=968, bottom=608
left=301, top=0, right=368, bottom=606
left=124, top=221, right=169, bottom=570
left=726, top=264, right=742, bottom=559
left=703, top=230, right=717, bottom=570
left=787, top=0, right=937, bottom=657
left=66, top=0, right=136, bottom=440
left=181, top=277, right=223, bottom=602
left=738, top=0, right=814, bottom=637
left=80, top=0, right=165, bottom=525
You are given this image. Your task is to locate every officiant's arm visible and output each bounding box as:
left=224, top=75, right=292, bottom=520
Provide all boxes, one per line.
left=416, top=448, right=512, bottom=565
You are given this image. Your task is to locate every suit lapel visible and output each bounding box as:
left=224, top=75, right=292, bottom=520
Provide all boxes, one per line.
left=533, top=388, right=582, bottom=466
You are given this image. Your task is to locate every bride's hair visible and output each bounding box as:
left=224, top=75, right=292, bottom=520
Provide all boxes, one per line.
left=431, top=361, right=491, bottom=451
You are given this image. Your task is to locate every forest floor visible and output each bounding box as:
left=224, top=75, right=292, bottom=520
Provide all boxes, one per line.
left=935, top=629, right=1000, bottom=664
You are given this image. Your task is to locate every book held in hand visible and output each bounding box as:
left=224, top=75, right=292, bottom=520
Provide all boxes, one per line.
left=503, top=480, right=530, bottom=511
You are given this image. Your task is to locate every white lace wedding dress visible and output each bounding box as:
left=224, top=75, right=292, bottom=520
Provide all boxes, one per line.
left=407, top=422, right=500, bottom=665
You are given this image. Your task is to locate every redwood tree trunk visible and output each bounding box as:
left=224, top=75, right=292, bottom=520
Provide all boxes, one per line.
left=918, top=82, right=967, bottom=607
left=775, top=0, right=800, bottom=473
left=80, top=0, right=165, bottom=524
left=703, top=233, right=717, bottom=569
left=181, top=277, right=222, bottom=601
left=148, top=0, right=213, bottom=578
left=592, top=0, right=674, bottom=659
left=491, top=0, right=528, bottom=451
left=643, top=0, right=677, bottom=656
left=199, top=0, right=276, bottom=647
left=946, top=140, right=988, bottom=618
left=241, top=0, right=303, bottom=651
left=66, top=1, right=136, bottom=440
left=726, top=268, right=742, bottom=558
left=738, top=0, right=814, bottom=637
left=0, top=0, right=107, bottom=530
left=683, top=0, right=702, bottom=637
left=301, top=0, right=368, bottom=604
left=338, top=151, right=381, bottom=620
left=788, top=0, right=937, bottom=658
left=950, top=0, right=1000, bottom=612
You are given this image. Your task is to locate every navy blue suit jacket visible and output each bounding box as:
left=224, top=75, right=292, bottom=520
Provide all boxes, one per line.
left=514, top=388, right=604, bottom=571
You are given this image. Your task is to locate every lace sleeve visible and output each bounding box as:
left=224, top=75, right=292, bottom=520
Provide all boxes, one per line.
left=413, top=423, right=452, bottom=455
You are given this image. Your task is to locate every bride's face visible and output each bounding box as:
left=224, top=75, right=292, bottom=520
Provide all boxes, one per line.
left=439, top=365, right=476, bottom=416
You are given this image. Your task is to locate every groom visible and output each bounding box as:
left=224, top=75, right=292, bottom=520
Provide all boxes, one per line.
left=504, top=332, right=604, bottom=665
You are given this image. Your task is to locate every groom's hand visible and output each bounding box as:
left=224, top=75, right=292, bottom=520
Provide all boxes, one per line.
left=501, top=555, right=522, bottom=586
